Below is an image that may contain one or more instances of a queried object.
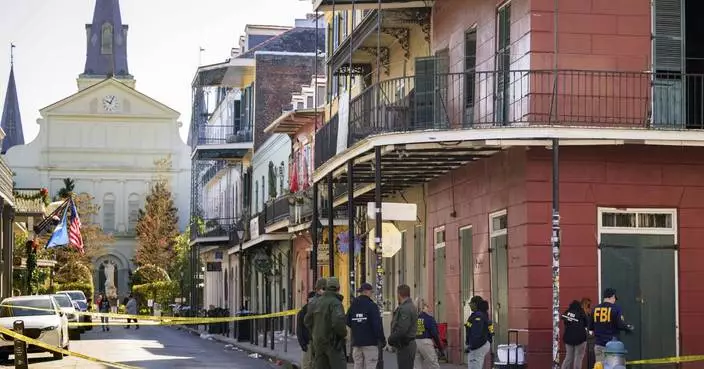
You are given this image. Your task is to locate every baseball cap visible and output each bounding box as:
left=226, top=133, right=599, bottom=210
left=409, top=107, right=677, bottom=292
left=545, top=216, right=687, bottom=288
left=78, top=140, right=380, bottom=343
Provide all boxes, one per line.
left=356, top=283, right=373, bottom=293
left=603, top=288, right=618, bottom=300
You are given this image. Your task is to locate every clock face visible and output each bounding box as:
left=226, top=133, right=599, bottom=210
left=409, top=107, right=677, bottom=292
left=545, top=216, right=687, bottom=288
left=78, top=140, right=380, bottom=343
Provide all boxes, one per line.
left=102, top=95, right=120, bottom=112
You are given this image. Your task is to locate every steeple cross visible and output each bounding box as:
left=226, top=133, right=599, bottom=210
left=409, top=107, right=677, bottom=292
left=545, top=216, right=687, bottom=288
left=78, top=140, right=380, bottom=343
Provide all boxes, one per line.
left=10, top=43, right=15, bottom=66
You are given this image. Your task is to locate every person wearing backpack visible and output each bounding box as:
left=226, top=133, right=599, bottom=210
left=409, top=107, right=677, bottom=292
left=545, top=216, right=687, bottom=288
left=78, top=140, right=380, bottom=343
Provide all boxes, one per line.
left=464, top=296, right=490, bottom=369
left=561, top=300, right=589, bottom=369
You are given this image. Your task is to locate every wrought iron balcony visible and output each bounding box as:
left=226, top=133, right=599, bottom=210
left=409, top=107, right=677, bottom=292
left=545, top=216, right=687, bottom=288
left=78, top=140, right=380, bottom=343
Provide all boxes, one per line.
left=191, top=217, right=239, bottom=242
left=315, top=69, right=704, bottom=169
left=289, top=189, right=313, bottom=225
left=191, top=123, right=253, bottom=160
left=313, top=0, right=432, bottom=11
left=265, top=195, right=291, bottom=226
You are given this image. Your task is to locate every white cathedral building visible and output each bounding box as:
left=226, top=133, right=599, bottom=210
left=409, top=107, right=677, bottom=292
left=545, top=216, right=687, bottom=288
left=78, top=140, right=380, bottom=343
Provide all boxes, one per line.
left=3, top=0, right=191, bottom=297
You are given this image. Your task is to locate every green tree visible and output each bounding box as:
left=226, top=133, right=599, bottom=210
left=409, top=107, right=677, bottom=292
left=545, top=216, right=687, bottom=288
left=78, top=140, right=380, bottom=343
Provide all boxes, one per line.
left=55, top=178, right=75, bottom=201
left=134, top=181, right=179, bottom=270
left=169, top=229, right=197, bottom=302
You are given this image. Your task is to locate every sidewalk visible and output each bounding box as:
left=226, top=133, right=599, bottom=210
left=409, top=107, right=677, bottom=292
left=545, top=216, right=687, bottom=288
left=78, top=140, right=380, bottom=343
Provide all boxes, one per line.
left=175, top=325, right=464, bottom=369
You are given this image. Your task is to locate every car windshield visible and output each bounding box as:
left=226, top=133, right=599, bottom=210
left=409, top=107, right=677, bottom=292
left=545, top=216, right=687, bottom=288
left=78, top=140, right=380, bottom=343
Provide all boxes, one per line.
left=0, top=299, right=55, bottom=317
left=74, top=301, right=88, bottom=310
left=52, top=295, right=73, bottom=308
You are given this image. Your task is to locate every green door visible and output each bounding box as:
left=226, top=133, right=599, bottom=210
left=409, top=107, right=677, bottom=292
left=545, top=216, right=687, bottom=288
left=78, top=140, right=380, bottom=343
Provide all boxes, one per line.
left=460, top=227, right=474, bottom=364
left=435, top=245, right=446, bottom=323
left=600, top=234, right=677, bottom=364
left=491, top=233, right=509, bottom=348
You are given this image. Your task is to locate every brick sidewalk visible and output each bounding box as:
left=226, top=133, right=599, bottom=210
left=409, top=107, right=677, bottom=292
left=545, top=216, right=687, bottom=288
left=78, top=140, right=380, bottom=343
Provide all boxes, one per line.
left=176, top=325, right=464, bottom=369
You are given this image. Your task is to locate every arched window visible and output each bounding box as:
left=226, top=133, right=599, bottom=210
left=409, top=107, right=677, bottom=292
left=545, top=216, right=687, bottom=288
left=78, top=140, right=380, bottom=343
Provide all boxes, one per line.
left=101, top=23, right=113, bottom=55
left=128, top=193, right=140, bottom=233
left=103, top=193, right=115, bottom=233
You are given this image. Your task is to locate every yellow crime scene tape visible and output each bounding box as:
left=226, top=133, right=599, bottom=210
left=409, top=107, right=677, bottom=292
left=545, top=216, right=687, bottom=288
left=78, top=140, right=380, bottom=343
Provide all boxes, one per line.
left=0, top=303, right=299, bottom=326
left=627, top=355, right=704, bottom=365
left=0, top=325, right=140, bottom=369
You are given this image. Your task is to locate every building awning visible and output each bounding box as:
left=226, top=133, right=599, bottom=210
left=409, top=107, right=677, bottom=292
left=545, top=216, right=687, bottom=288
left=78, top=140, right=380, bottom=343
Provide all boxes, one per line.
left=194, top=58, right=256, bottom=88
left=265, top=108, right=324, bottom=135
left=228, top=233, right=292, bottom=255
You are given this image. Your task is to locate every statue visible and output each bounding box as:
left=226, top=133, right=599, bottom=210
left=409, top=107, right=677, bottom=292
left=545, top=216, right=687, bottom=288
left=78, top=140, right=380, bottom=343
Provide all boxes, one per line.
left=104, top=262, right=117, bottom=299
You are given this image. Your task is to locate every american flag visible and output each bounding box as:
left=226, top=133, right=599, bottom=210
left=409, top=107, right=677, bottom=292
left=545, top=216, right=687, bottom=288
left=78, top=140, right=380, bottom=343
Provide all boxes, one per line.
left=68, top=200, right=84, bottom=255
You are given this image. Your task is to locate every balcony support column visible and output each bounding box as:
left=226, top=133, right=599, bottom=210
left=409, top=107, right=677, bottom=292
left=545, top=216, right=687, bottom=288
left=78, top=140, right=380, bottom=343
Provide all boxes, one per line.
left=311, top=182, right=319, bottom=285
left=373, top=146, right=383, bottom=312
left=327, top=173, right=334, bottom=276
left=551, top=139, right=561, bottom=369
left=347, top=159, right=355, bottom=301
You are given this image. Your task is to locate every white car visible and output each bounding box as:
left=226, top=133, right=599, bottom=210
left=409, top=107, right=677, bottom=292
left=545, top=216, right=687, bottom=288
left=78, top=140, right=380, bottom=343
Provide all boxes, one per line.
left=56, top=290, right=92, bottom=331
left=0, top=295, right=69, bottom=361
left=51, top=294, right=82, bottom=339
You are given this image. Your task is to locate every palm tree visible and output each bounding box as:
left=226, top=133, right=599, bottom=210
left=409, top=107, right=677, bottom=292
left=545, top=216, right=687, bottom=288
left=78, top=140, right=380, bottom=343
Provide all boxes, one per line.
left=56, top=178, right=75, bottom=200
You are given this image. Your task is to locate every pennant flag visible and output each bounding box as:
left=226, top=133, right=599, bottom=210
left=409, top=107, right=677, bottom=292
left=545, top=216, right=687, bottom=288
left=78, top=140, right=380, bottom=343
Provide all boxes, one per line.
left=68, top=199, right=84, bottom=255
left=46, top=205, right=69, bottom=249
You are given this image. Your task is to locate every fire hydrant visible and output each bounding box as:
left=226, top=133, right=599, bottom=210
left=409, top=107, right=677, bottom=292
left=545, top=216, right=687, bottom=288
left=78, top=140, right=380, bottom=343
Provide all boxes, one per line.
left=593, top=339, right=627, bottom=369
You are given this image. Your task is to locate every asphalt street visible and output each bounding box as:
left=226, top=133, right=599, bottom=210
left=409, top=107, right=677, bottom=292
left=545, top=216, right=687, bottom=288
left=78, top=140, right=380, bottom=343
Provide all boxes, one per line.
left=0, top=321, right=278, bottom=368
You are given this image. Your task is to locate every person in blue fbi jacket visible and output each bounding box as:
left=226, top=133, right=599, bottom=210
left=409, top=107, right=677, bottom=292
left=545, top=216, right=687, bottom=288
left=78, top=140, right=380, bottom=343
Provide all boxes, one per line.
left=589, top=288, right=634, bottom=363
left=347, top=283, right=386, bottom=369
left=465, top=296, right=493, bottom=369
left=414, top=297, right=442, bottom=369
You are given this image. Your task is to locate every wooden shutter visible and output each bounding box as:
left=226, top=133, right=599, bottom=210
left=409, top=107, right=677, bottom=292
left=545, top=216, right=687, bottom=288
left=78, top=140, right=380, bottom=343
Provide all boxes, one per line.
left=653, top=0, right=683, bottom=72
left=414, top=57, right=437, bottom=129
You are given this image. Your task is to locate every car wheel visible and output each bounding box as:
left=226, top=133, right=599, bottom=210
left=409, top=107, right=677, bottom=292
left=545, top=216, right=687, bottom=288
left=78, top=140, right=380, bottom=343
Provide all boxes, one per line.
left=0, top=353, right=8, bottom=362
left=53, top=351, right=64, bottom=360
left=69, top=330, right=81, bottom=340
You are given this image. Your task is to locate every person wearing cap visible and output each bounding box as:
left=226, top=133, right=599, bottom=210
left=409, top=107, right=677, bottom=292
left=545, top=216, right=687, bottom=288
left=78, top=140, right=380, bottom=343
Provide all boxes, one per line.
left=464, top=296, right=491, bottom=369
left=305, top=277, right=347, bottom=369
left=389, top=284, right=418, bottom=369
left=297, top=291, right=317, bottom=369
left=589, top=288, right=634, bottom=363
left=347, top=282, right=386, bottom=369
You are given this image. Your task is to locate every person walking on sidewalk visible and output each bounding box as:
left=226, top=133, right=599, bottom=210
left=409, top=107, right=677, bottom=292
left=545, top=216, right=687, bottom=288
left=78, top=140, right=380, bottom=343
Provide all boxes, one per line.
left=589, top=288, right=633, bottom=363
left=413, top=298, right=441, bottom=369
left=347, top=283, right=386, bottom=369
left=561, top=300, right=589, bottom=369
left=388, top=284, right=418, bottom=369
left=465, top=296, right=491, bottom=369
left=305, top=277, right=347, bottom=369
left=297, top=291, right=317, bottom=369
left=303, top=279, right=327, bottom=364
left=97, top=293, right=111, bottom=332
left=125, top=294, right=139, bottom=329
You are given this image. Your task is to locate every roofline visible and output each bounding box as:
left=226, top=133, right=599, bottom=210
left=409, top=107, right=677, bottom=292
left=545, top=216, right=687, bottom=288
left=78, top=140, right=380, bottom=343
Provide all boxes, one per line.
left=40, top=78, right=180, bottom=117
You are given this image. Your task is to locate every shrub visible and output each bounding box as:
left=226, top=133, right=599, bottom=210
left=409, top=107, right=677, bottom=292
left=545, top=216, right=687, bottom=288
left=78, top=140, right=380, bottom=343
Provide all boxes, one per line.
left=131, top=264, right=170, bottom=285
left=131, top=280, right=178, bottom=310
left=56, top=262, right=93, bottom=285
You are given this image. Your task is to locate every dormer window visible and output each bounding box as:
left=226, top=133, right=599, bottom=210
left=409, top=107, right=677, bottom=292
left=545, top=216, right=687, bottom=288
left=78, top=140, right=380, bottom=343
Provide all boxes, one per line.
left=101, top=23, right=113, bottom=55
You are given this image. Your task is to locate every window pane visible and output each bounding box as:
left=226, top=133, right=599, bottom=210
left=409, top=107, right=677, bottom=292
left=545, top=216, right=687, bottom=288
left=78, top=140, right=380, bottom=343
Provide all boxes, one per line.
left=638, top=213, right=673, bottom=228
left=601, top=212, right=637, bottom=228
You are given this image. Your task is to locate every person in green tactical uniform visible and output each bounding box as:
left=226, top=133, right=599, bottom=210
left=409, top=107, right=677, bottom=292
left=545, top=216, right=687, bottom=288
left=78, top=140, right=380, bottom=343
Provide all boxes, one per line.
left=304, top=277, right=347, bottom=369
left=388, top=284, right=418, bottom=369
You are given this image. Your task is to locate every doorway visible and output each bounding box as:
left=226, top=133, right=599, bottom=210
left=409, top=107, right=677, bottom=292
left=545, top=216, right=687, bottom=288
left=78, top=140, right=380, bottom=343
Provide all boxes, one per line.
left=490, top=210, right=509, bottom=349
left=598, top=208, right=678, bottom=363
left=459, top=225, right=474, bottom=364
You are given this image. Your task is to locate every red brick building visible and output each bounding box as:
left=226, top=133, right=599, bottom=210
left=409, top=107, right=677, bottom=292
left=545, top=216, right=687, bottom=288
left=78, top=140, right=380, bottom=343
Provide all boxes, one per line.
left=312, top=0, right=703, bottom=366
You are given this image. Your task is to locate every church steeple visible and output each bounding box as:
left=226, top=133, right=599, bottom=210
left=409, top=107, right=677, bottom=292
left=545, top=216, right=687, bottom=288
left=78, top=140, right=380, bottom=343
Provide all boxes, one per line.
left=1, top=44, right=25, bottom=155
left=81, top=0, right=131, bottom=80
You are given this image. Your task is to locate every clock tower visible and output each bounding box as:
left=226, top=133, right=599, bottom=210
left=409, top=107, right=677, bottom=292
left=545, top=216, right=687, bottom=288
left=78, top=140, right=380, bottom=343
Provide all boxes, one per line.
left=77, top=0, right=135, bottom=91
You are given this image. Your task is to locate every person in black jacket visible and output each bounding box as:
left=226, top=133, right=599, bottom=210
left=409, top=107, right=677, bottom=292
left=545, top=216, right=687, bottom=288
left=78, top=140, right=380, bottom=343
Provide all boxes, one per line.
left=465, top=296, right=491, bottom=369
left=297, top=291, right=317, bottom=369
left=347, top=283, right=385, bottom=369
left=561, top=300, right=589, bottom=369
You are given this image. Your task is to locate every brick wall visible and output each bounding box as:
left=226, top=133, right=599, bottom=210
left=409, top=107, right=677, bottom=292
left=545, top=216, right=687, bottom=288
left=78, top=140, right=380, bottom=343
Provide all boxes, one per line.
left=254, top=54, right=323, bottom=151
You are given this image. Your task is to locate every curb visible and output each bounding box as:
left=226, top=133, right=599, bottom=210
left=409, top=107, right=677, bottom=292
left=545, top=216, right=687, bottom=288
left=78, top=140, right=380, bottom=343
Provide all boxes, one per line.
left=175, top=326, right=300, bottom=369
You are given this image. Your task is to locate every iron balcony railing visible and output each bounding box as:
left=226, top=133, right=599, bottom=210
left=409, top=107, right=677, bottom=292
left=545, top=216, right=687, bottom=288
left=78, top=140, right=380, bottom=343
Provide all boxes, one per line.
left=290, top=188, right=313, bottom=225
left=314, top=113, right=338, bottom=169
left=265, top=195, right=291, bottom=226
left=193, top=124, right=253, bottom=147
left=191, top=217, right=239, bottom=241
left=315, top=70, right=704, bottom=168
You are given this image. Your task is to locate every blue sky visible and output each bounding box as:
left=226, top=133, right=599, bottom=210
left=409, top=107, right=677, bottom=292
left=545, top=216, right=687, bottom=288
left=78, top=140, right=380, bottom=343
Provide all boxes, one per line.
left=0, top=0, right=314, bottom=143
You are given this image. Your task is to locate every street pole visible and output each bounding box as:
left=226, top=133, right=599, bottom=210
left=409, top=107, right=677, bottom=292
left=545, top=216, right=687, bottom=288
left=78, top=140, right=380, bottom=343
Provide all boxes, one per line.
left=373, top=146, right=383, bottom=311
left=239, top=240, right=244, bottom=309
left=551, top=138, right=561, bottom=369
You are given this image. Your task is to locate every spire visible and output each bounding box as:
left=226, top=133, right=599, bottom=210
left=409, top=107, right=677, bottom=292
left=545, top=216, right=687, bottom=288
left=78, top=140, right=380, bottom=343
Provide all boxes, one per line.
left=1, top=44, right=25, bottom=154
left=81, top=0, right=130, bottom=79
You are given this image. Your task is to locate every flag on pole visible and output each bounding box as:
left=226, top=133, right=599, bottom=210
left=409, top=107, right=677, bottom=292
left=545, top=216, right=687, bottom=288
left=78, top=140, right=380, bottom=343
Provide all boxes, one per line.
left=68, top=199, right=84, bottom=255
left=46, top=205, right=69, bottom=249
